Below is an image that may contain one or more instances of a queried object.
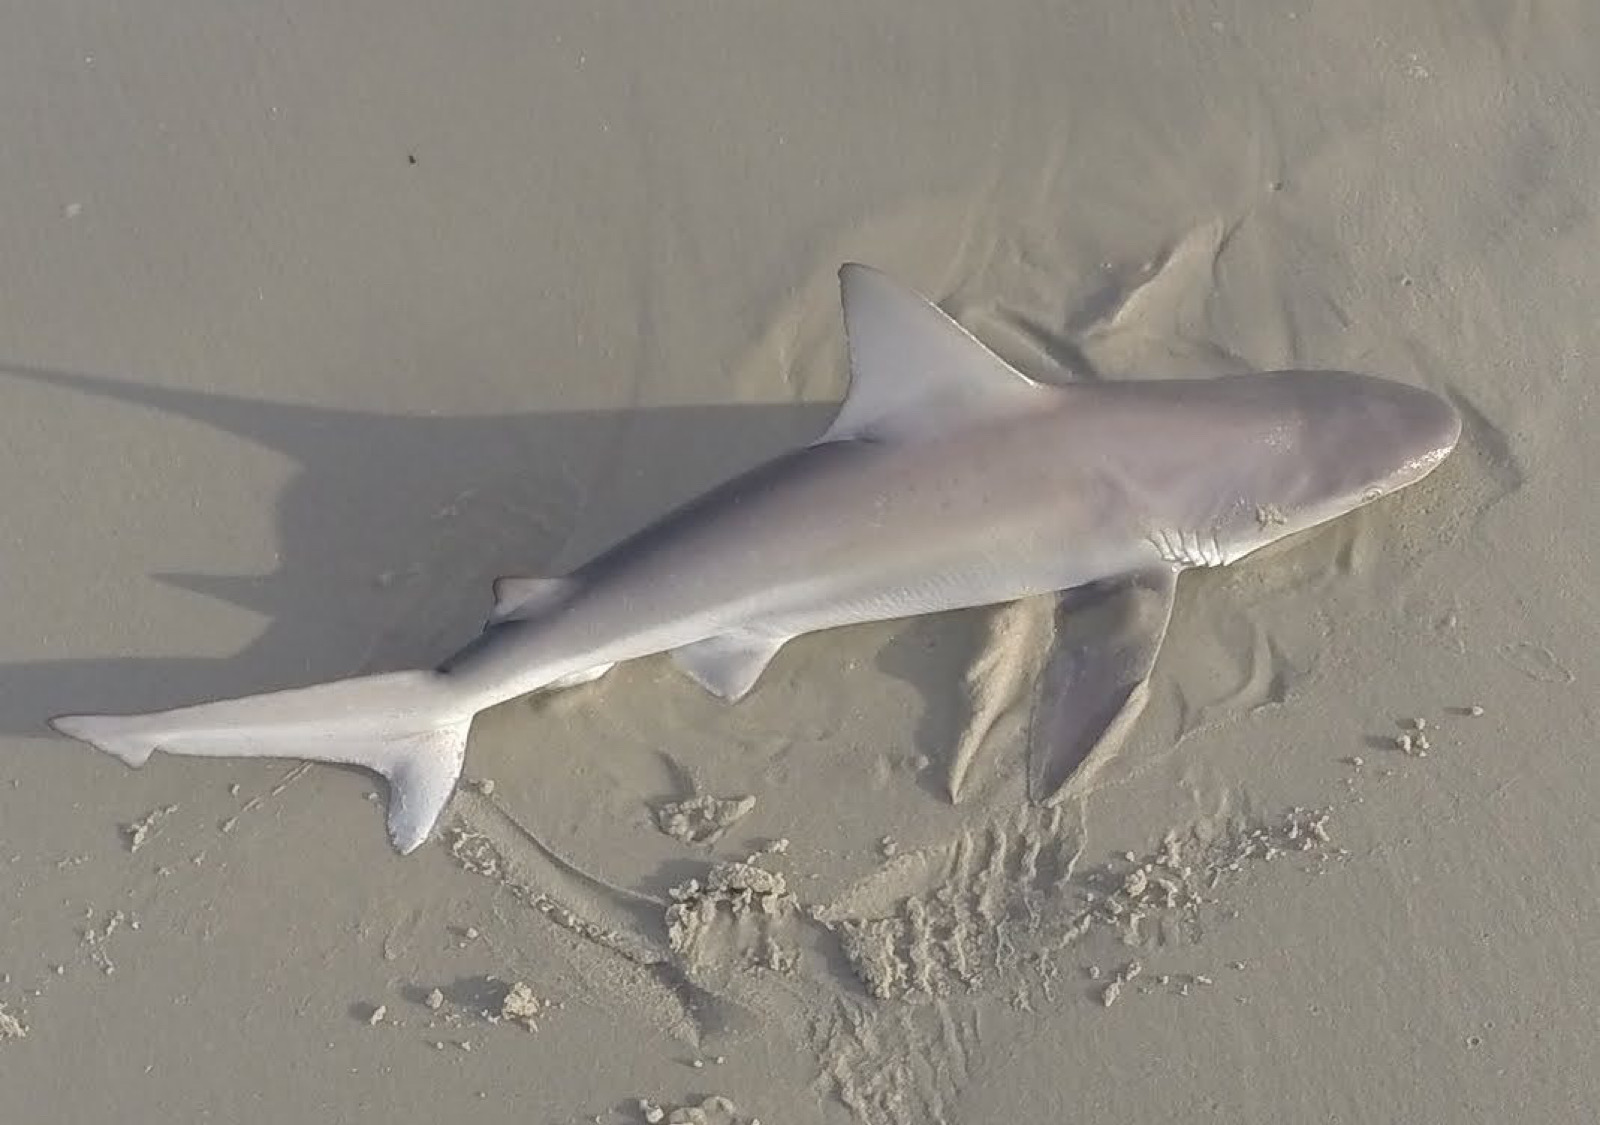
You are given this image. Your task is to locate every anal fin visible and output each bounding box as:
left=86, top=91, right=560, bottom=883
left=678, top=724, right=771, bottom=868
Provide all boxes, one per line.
left=1028, top=568, right=1178, bottom=804
left=671, top=631, right=789, bottom=702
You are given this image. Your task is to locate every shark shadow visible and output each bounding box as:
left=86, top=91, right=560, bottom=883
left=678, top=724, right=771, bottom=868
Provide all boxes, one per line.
left=0, top=364, right=833, bottom=737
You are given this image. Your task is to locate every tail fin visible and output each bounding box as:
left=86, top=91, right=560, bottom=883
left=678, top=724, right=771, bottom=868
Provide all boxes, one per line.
left=50, top=670, right=473, bottom=854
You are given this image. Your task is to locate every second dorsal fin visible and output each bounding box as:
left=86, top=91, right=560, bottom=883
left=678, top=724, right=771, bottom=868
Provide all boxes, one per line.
left=819, top=264, right=1042, bottom=444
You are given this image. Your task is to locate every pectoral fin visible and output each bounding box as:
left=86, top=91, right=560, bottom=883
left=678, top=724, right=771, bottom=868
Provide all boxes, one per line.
left=1028, top=568, right=1178, bottom=804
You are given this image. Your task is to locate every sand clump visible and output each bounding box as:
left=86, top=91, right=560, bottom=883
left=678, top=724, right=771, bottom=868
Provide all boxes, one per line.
left=499, top=980, right=546, bottom=1031
left=80, top=909, right=129, bottom=976
left=1097, top=960, right=1144, bottom=1008
left=653, top=794, right=757, bottom=846
left=123, top=805, right=177, bottom=852
left=1075, top=806, right=1337, bottom=948
left=0, top=1000, right=26, bottom=1042
left=407, top=977, right=550, bottom=1034
left=635, top=1094, right=756, bottom=1124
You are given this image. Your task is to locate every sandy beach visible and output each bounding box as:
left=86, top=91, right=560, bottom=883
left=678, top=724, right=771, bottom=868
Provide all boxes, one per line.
left=3, top=2, right=1597, bottom=1122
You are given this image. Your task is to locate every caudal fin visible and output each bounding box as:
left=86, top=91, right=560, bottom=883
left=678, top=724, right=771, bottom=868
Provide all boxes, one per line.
left=50, top=713, right=162, bottom=768
left=50, top=670, right=473, bottom=854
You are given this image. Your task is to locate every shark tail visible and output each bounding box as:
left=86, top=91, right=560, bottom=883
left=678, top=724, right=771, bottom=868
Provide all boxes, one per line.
left=50, top=670, right=474, bottom=854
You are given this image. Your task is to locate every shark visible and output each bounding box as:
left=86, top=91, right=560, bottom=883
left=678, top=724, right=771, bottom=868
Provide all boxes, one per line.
left=50, top=264, right=1461, bottom=854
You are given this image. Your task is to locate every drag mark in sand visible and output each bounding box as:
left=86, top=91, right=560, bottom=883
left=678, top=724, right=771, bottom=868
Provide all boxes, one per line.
left=442, top=789, right=711, bottom=1046
left=812, top=801, right=1338, bottom=1012
left=448, top=789, right=669, bottom=962
left=1495, top=641, right=1574, bottom=685
left=666, top=850, right=799, bottom=974
left=217, top=762, right=314, bottom=836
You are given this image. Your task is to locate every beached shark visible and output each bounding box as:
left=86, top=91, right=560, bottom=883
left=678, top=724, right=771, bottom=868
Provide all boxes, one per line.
left=50, top=264, right=1461, bottom=854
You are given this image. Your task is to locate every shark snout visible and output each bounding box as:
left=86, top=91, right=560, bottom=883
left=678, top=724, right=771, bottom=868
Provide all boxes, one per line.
left=1287, top=370, right=1464, bottom=505
left=1329, top=375, right=1463, bottom=506
left=1379, top=380, right=1461, bottom=489
left=1394, top=381, right=1461, bottom=464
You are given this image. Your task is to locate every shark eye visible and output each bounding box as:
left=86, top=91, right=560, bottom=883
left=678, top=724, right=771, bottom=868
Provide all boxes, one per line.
left=1362, top=486, right=1383, bottom=502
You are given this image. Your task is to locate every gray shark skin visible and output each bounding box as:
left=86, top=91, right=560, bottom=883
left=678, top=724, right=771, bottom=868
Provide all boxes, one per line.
left=50, top=264, right=1461, bottom=854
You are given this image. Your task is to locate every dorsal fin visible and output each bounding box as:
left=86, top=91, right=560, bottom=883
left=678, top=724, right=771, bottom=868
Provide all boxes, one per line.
left=488, top=576, right=576, bottom=625
left=820, top=264, right=1042, bottom=444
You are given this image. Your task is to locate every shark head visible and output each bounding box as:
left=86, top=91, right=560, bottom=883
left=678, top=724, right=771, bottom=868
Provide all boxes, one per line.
left=1219, top=369, right=1461, bottom=555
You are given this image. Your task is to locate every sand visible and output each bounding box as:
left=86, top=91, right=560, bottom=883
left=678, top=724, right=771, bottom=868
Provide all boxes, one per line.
left=2, top=1, right=1598, bottom=1122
